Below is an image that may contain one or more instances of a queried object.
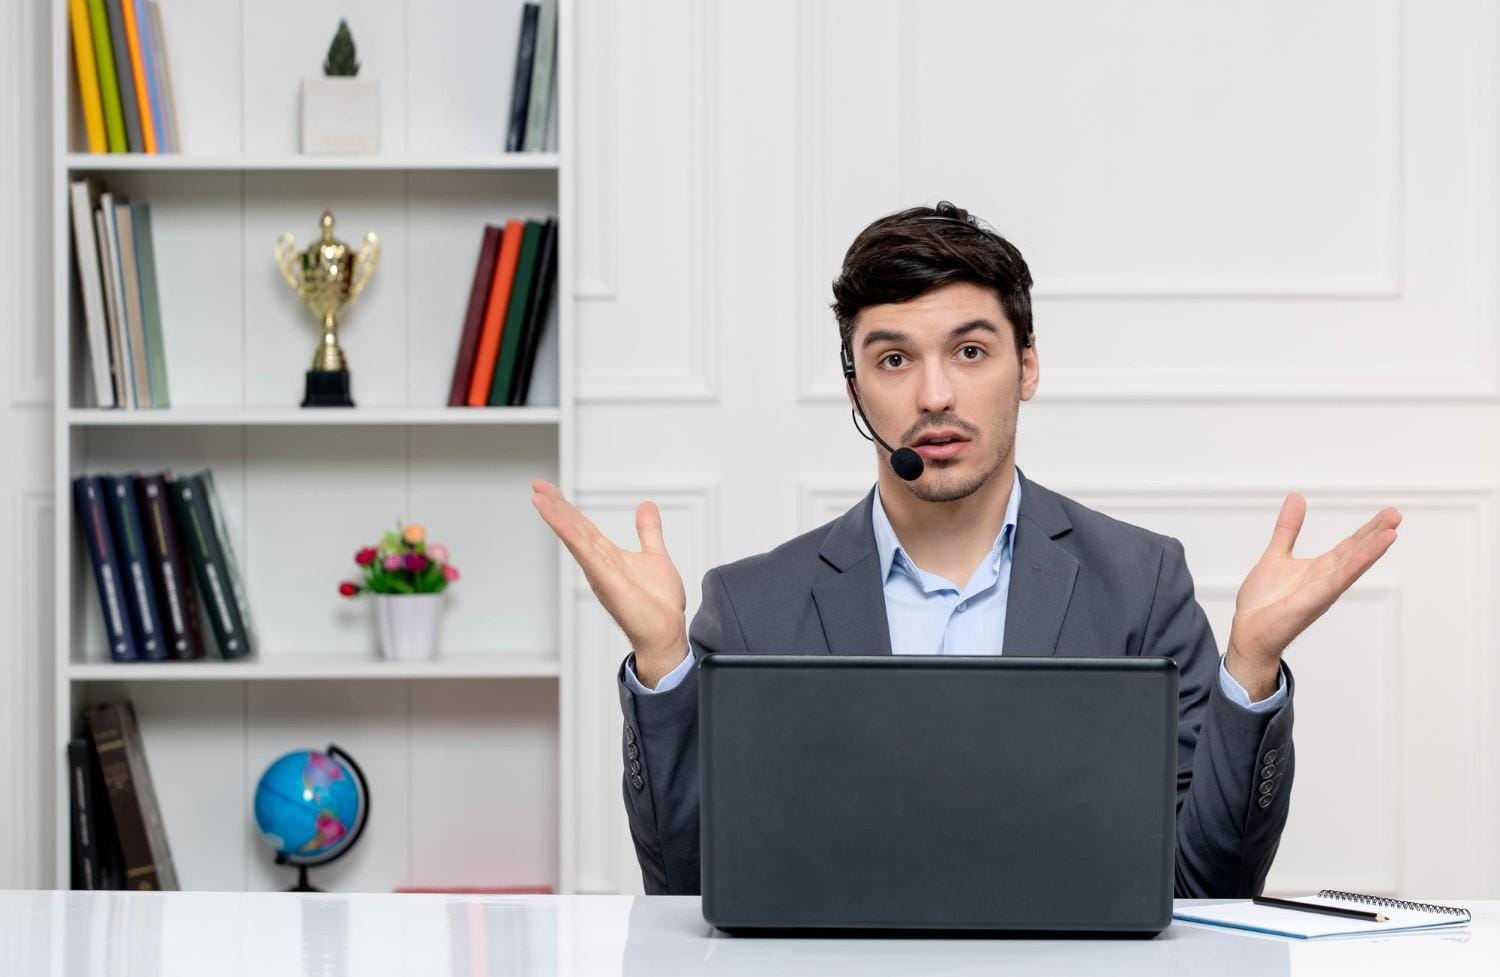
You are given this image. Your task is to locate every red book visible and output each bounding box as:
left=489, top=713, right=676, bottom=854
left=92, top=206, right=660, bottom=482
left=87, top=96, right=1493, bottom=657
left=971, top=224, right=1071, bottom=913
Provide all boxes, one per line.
left=466, top=221, right=525, bottom=407
left=447, top=225, right=503, bottom=407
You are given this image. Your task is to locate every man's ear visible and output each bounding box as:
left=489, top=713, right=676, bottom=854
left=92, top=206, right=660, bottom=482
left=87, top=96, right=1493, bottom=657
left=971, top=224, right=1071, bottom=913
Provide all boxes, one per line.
left=1019, top=339, right=1040, bottom=402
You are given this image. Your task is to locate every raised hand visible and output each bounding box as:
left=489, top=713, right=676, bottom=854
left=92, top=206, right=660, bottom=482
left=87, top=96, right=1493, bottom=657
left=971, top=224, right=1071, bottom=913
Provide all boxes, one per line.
left=1225, top=492, right=1402, bottom=699
left=530, top=479, right=689, bottom=686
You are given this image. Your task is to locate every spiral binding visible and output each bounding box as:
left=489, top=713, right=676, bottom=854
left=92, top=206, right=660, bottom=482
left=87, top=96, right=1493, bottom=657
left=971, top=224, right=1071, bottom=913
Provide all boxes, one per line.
left=1317, top=889, right=1472, bottom=921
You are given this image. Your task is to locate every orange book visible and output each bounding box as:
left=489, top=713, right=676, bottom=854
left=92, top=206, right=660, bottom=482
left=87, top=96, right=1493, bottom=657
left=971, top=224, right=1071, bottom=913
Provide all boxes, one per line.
left=466, top=220, right=525, bottom=406
left=119, top=0, right=157, bottom=153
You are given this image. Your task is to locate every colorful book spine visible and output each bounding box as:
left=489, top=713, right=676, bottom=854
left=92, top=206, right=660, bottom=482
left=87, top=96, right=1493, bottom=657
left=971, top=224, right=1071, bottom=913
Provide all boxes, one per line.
left=104, top=0, right=142, bottom=152
left=466, top=220, right=525, bottom=406
left=103, top=473, right=167, bottom=661
left=168, top=473, right=250, bottom=659
left=88, top=701, right=178, bottom=890
left=148, top=2, right=179, bottom=152
left=505, top=3, right=540, bottom=151
left=508, top=218, right=559, bottom=406
left=73, top=475, right=137, bottom=662
left=130, top=0, right=165, bottom=153
left=85, top=0, right=126, bottom=152
left=118, top=0, right=156, bottom=153
left=136, top=473, right=203, bottom=660
left=448, top=225, right=502, bottom=406
left=489, top=220, right=543, bottom=405
left=68, top=0, right=107, bottom=153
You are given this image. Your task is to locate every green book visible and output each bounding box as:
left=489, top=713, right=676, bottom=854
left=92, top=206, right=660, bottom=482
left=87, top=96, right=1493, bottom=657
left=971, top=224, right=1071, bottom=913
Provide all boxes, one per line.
left=133, top=204, right=170, bottom=407
left=522, top=0, right=558, bottom=152
left=86, top=0, right=126, bottom=152
left=167, top=472, right=253, bottom=659
left=488, top=220, right=542, bottom=405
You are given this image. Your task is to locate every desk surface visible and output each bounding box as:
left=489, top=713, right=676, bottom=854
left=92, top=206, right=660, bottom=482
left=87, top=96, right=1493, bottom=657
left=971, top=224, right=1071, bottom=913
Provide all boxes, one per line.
left=0, top=891, right=1492, bottom=976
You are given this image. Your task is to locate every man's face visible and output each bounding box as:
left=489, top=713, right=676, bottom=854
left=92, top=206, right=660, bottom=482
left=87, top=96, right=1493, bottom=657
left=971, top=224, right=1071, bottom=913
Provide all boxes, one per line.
left=847, top=281, right=1039, bottom=504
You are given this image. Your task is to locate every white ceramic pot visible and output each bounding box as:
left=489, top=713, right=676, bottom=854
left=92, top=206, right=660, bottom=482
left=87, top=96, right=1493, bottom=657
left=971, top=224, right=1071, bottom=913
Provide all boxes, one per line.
left=301, top=77, right=380, bottom=153
left=374, top=593, right=442, bottom=661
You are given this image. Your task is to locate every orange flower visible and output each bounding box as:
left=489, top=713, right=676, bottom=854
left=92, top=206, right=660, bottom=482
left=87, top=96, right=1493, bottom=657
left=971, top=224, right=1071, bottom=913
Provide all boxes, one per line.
left=402, top=523, right=426, bottom=545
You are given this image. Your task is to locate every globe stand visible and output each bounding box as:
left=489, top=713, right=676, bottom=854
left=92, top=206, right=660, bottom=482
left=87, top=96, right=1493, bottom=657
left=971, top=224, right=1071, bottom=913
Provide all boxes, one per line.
left=285, top=862, right=320, bottom=893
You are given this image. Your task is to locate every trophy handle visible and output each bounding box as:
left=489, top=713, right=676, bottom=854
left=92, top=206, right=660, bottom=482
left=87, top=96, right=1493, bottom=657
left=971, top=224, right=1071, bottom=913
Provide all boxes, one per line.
left=273, top=233, right=304, bottom=296
left=348, top=233, right=381, bottom=303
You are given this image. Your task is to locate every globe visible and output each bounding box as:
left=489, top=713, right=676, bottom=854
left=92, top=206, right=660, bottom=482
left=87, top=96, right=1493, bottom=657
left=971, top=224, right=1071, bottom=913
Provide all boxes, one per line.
left=253, top=745, right=369, bottom=891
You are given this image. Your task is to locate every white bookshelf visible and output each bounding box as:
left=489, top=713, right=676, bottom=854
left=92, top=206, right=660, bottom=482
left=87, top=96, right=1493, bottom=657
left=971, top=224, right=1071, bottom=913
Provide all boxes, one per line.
left=50, top=0, right=576, bottom=894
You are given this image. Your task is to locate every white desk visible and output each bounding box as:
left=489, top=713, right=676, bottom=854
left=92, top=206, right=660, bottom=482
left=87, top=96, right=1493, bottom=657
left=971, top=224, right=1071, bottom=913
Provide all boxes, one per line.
left=0, top=891, right=1492, bottom=976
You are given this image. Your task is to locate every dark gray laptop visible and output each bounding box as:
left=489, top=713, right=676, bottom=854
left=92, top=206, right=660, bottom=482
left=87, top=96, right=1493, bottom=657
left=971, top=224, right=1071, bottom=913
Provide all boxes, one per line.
left=699, top=655, right=1178, bottom=936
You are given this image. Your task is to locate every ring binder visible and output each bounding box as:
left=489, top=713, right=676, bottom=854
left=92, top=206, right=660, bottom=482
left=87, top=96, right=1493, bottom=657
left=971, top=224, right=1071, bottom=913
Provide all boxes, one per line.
left=1316, top=889, right=1472, bottom=921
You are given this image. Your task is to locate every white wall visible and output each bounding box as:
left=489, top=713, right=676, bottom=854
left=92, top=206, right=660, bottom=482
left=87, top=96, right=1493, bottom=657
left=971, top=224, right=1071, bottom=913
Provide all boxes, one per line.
left=5, top=0, right=1498, bottom=899
left=565, top=0, right=1500, bottom=898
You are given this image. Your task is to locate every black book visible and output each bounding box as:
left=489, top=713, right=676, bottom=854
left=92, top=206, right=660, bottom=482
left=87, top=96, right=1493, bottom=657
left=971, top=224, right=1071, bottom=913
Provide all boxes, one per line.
left=168, top=471, right=254, bottom=659
left=506, top=4, right=541, bottom=151
left=136, top=473, right=206, bottom=660
left=73, top=475, right=139, bottom=662
left=68, top=738, right=98, bottom=890
left=103, top=473, right=168, bottom=661
left=508, top=218, right=558, bottom=406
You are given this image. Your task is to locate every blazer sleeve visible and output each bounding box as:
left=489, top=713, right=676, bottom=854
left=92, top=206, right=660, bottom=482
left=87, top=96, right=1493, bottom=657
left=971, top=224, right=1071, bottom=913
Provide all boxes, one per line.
left=1145, top=535, right=1297, bottom=898
left=616, top=566, right=748, bottom=894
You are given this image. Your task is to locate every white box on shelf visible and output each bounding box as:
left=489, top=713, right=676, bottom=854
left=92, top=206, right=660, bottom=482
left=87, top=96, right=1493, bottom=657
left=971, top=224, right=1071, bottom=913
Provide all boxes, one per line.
left=300, top=78, right=381, bottom=154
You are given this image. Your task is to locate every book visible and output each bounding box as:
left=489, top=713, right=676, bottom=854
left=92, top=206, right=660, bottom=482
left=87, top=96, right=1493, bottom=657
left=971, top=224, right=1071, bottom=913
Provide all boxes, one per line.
left=103, top=473, right=168, bottom=661
left=73, top=476, right=137, bottom=662
left=85, top=0, right=126, bottom=152
left=168, top=471, right=254, bottom=659
left=114, top=199, right=154, bottom=407
left=104, top=0, right=142, bottom=152
left=488, top=220, right=543, bottom=405
left=67, top=0, right=107, bottom=153
left=97, top=192, right=135, bottom=406
left=88, top=701, right=179, bottom=890
left=522, top=0, right=558, bottom=152
left=1173, top=890, right=1472, bottom=939
left=136, top=473, right=204, bottom=660
left=133, top=203, right=170, bottom=406
left=130, top=0, right=166, bottom=154
left=148, top=2, right=179, bottom=152
left=68, top=737, right=98, bottom=889
left=505, top=3, right=541, bottom=152
left=466, top=220, right=525, bottom=406
left=448, top=224, right=503, bottom=407
left=197, top=469, right=257, bottom=656
left=69, top=179, right=116, bottom=407
left=118, top=0, right=156, bottom=153
left=507, top=218, right=558, bottom=406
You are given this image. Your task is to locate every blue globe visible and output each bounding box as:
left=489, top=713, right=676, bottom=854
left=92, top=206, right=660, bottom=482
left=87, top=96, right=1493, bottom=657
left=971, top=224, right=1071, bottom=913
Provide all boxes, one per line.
left=253, top=748, right=365, bottom=866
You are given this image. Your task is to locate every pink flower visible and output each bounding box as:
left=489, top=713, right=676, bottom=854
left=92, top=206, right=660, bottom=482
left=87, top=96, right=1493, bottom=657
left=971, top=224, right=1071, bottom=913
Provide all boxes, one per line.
left=428, top=544, right=449, bottom=563
left=404, top=553, right=428, bottom=572
left=354, top=547, right=377, bottom=566
left=338, top=581, right=359, bottom=597
left=442, top=565, right=460, bottom=582
left=383, top=554, right=403, bottom=571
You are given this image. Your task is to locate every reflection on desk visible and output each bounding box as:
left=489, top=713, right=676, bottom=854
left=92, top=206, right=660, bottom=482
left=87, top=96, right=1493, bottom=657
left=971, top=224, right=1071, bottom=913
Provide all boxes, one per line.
left=0, top=891, right=1488, bottom=977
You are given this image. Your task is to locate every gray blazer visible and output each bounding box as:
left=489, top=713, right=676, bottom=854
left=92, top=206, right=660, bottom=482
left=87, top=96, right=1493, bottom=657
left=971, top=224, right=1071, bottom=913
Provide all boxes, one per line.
left=616, top=466, right=1295, bottom=898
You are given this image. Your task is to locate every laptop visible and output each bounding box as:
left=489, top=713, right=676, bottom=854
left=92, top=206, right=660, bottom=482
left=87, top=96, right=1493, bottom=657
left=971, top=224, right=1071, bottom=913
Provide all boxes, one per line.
left=698, top=654, right=1178, bottom=936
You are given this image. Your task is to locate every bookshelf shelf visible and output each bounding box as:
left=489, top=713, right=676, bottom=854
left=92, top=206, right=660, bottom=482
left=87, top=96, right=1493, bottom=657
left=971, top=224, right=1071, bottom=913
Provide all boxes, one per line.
left=68, top=656, right=561, bottom=682
left=67, top=407, right=562, bottom=427
left=65, top=153, right=561, bottom=173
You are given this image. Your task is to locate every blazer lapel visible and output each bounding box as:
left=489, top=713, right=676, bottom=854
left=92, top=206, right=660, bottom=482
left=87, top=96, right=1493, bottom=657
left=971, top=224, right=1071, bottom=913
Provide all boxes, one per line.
left=1001, top=467, right=1079, bottom=657
left=812, top=487, right=893, bottom=656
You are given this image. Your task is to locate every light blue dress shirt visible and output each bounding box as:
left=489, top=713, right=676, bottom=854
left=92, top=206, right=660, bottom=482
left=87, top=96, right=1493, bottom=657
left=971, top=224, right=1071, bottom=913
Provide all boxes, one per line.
left=627, top=468, right=1286, bottom=712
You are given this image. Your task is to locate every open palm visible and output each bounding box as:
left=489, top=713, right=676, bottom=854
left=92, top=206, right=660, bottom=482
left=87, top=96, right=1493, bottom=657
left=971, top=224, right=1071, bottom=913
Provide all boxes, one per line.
left=530, top=479, right=688, bottom=661
left=1229, top=492, right=1402, bottom=667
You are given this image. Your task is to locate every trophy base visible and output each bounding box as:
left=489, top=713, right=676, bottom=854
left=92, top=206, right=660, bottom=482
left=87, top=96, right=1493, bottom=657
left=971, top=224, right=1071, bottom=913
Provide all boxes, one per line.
left=302, top=369, right=354, bottom=408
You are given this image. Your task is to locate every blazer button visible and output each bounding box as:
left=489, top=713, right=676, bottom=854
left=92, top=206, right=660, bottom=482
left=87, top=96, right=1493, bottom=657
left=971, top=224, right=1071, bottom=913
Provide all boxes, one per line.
left=625, top=724, right=637, bottom=745
left=627, top=743, right=639, bottom=761
left=1262, top=748, right=1279, bottom=764
left=1260, top=764, right=1276, bottom=780
left=629, top=759, right=641, bottom=775
left=1259, top=780, right=1274, bottom=796
left=1258, top=794, right=1273, bottom=809
left=631, top=774, right=645, bottom=791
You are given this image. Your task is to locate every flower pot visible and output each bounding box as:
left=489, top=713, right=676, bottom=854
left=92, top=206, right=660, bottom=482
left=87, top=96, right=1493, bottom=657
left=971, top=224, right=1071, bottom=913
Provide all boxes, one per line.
left=301, top=77, right=380, bottom=154
left=374, top=593, right=442, bottom=661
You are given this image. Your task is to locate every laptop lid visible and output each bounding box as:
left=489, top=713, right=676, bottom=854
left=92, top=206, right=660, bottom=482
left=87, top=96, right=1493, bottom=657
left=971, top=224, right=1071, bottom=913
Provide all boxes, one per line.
left=699, top=655, right=1178, bottom=934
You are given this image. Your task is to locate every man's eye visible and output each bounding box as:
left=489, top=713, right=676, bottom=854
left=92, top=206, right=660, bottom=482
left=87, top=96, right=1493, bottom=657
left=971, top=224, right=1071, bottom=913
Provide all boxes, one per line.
left=960, top=345, right=985, bottom=360
left=880, top=353, right=905, bottom=369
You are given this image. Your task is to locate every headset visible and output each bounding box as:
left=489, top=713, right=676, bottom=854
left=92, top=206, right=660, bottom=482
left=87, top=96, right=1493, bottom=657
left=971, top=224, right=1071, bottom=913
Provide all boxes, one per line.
left=840, top=209, right=1033, bottom=482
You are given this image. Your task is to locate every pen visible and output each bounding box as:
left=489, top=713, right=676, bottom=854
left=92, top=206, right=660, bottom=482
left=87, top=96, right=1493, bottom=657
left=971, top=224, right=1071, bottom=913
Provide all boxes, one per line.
left=1252, top=896, right=1387, bottom=923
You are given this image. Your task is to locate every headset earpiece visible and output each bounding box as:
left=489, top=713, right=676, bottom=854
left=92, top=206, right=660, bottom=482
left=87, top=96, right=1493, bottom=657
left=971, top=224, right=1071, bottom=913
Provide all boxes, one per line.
left=840, top=342, right=856, bottom=380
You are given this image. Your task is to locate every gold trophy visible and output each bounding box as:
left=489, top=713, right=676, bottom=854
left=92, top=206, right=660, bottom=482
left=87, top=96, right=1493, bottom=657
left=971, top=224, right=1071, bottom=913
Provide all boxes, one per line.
left=275, top=209, right=380, bottom=407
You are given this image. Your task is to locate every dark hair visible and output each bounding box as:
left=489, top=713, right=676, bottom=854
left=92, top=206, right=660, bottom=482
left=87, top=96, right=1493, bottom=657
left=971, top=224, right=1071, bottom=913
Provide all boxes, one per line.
left=830, top=200, right=1034, bottom=363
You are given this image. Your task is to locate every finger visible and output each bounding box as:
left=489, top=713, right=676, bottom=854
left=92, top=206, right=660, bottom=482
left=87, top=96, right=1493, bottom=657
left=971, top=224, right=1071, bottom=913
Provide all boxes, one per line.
left=637, top=501, right=668, bottom=555
left=1264, top=492, right=1307, bottom=559
left=533, top=491, right=612, bottom=568
left=1322, top=526, right=1399, bottom=603
left=1330, top=507, right=1403, bottom=563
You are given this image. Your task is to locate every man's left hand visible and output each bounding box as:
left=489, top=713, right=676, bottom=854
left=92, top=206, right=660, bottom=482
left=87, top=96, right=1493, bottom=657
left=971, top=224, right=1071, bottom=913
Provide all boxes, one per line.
left=1225, top=493, right=1402, bottom=700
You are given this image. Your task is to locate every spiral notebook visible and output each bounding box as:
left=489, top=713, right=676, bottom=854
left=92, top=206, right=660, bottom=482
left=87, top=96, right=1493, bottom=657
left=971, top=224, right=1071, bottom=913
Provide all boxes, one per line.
left=1174, top=890, right=1472, bottom=939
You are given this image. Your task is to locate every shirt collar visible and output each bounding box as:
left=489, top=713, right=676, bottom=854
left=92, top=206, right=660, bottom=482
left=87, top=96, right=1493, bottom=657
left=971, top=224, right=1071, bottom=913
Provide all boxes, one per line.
left=872, top=465, right=1022, bottom=583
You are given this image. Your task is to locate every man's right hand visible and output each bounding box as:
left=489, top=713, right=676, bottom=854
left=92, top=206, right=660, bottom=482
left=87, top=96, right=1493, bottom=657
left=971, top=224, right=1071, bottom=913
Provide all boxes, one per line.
left=530, top=479, right=689, bottom=688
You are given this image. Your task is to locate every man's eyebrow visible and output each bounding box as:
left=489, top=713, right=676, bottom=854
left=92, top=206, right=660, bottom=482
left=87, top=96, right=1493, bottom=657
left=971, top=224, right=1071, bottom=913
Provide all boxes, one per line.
left=860, top=319, right=1002, bottom=351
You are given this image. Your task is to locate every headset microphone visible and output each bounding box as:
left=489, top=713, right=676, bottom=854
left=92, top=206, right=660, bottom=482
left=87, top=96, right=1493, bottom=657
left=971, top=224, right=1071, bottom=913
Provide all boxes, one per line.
left=841, top=342, right=925, bottom=481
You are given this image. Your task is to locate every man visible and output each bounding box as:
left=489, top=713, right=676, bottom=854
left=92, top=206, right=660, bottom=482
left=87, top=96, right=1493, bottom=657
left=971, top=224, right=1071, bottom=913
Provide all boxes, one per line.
left=531, top=201, right=1402, bottom=898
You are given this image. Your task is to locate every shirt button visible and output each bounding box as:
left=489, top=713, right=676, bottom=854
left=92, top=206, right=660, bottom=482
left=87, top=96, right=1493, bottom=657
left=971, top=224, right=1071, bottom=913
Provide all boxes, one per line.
left=956, top=601, right=967, bottom=612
